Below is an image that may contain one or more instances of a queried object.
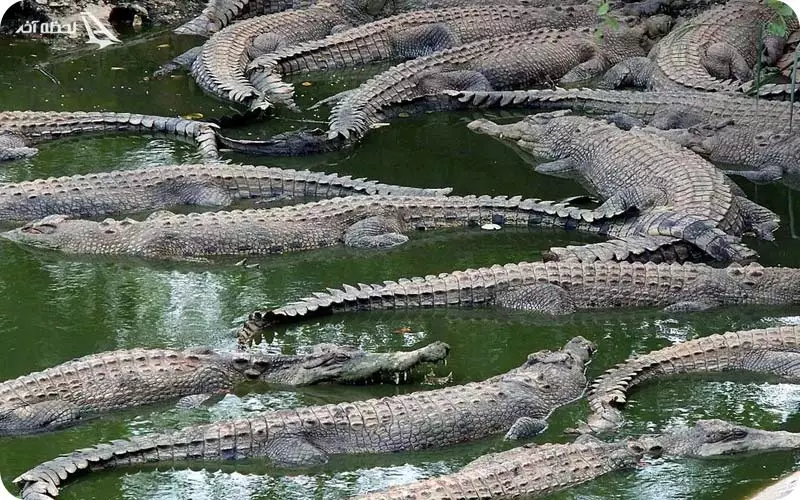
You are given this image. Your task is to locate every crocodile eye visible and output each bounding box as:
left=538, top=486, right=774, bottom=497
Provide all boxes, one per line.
left=232, top=357, right=249, bottom=368
left=252, top=360, right=271, bottom=371
left=334, top=353, right=350, bottom=362
left=731, top=429, right=748, bottom=439
left=22, top=223, right=57, bottom=234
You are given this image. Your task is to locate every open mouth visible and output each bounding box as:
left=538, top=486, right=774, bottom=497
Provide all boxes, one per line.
left=348, top=357, right=450, bottom=386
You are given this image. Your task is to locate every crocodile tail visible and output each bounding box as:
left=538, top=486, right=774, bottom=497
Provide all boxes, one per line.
left=216, top=129, right=348, bottom=156
left=14, top=418, right=255, bottom=500
left=587, top=326, right=800, bottom=422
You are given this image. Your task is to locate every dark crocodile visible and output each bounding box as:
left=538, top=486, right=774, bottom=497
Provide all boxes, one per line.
left=357, top=419, right=800, bottom=500
left=443, top=87, right=800, bottom=131
left=643, top=119, right=800, bottom=184
left=218, top=20, right=670, bottom=154
left=13, top=337, right=594, bottom=500
left=0, top=194, right=755, bottom=262
left=599, top=0, right=788, bottom=92
left=244, top=4, right=602, bottom=109
left=237, top=261, right=800, bottom=346
left=583, top=325, right=800, bottom=434
left=467, top=112, right=779, bottom=262
left=0, top=111, right=220, bottom=162
left=0, top=163, right=451, bottom=223
left=0, top=341, right=449, bottom=436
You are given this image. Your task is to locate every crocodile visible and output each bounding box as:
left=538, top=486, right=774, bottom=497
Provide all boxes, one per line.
left=244, top=4, right=603, bottom=109
left=598, top=0, right=789, bottom=92
left=467, top=111, right=779, bottom=262
left=0, top=163, right=451, bottom=223
left=187, top=0, right=557, bottom=106
left=0, top=193, right=755, bottom=262
left=174, top=0, right=587, bottom=36
left=356, top=419, right=800, bottom=500
left=217, top=20, right=671, bottom=154
left=237, top=261, right=800, bottom=347
left=13, top=337, right=594, bottom=500
left=0, top=341, right=449, bottom=436
left=582, top=325, right=800, bottom=434
left=443, top=87, right=800, bottom=131
left=640, top=119, right=800, bottom=184
left=175, top=0, right=316, bottom=36
left=0, top=111, right=220, bottom=162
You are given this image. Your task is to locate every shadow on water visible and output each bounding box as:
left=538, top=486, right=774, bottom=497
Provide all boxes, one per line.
left=1, top=30, right=800, bottom=500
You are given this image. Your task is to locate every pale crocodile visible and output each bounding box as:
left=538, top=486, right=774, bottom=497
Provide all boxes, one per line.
left=467, top=111, right=779, bottom=262
left=0, top=111, right=220, bottom=162
left=599, top=0, right=790, bottom=92
left=0, top=341, right=449, bottom=436
left=0, top=163, right=451, bottom=223
left=443, top=87, right=800, bottom=131
left=237, top=261, right=800, bottom=346
left=218, top=20, right=671, bottom=154
left=0, top=194, right=754, bottom=263
left=582, top=325, right=800, bottom=433
left=245, top=4, right=602, bottom=109
left=13, top=337, right=594, bottom=499
left=358, top=420, right=800, bottom=500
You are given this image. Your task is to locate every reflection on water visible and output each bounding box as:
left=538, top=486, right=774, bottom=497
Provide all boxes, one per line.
left=2, top=28, right=800, bottom=500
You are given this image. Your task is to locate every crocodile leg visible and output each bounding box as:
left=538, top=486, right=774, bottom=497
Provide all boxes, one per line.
left=723, top=166, right=784, bottom=183
left=504, top=416, right=547, bottom=440
left=0, top=401, right=83, bottom=433
left=152, top=46, right=203, bottom=78
left=703, top=42, right=754, bottom=81
left=494, top=283, right=577, bottom=314
left=264, top=436, right=329, bottom=466
left=597, top=56, right=655, bottom=90
left=587, top=186, right=670, bottom=215
left=0, top=133, right=38, bottom=161
left=249, top=32, right=292, bottom=57
left=560, top=55, right=613, bottom=85
left=391, top=24, right=459, bottom=58
left=736, top=195, right=780, bottom=241
left=416, top=69, right=492, bottom=93
left=343, top=216, right=409, bottom=248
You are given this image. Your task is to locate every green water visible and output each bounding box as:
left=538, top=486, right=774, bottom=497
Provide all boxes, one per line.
left=1, top=28, right=800, bottom=500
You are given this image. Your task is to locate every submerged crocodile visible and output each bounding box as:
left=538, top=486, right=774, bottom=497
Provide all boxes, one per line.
left=583, top=325, right=800, bottom=434
left=444, top=87, right=800, bottom=131
left=599, top=0, right=788, bottom=92
left=0, top=341, right=449, bottom=436
left=13, top=337, right=594, bottom=499
left=358, top=420, right=800, bottom=500
left=245, top=4, right=602, bottom=109
left=218, top=21, right=669, bottom=154
left=0, top=163, right=451, bottom=223
left=237, top=261, right=800, bottom=346
left=0, top=193, right=754, bottom=262
left=0, top=111, right=220, bottom=162
left=468, top=112, right=778, bottom=262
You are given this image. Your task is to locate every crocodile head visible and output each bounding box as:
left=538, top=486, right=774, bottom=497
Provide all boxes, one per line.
left=468, top=111, right=598, bottom=177
left=1, top=214, right=138, bottom=254
left=720, top=263, right=800, bottom=305
left=499, top=336, right=595, bottom=405
left=230, top=341, right=451, bottom=386
left=635, top=419, right=800, bottom=458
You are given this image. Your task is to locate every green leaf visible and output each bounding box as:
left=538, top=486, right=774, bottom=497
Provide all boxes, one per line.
left=597, top=2, right=609, bottom=16
left=606, top=16, right=620, bottom=30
